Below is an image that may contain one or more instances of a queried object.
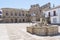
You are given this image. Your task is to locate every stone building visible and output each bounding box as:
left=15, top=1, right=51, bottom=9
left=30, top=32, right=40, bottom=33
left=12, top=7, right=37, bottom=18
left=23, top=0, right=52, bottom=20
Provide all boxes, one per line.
left=1, top=8, right=30, bottom=23
left=29, top=3, right=50, bottom=22
left=0, top=3, right=51, bottom=23
left=29, top=4, right=41, bottom=22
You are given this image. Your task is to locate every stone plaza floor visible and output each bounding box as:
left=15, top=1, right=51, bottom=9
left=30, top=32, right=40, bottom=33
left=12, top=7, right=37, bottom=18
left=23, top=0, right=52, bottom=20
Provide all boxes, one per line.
left=0, top=23, right=60, bottom=40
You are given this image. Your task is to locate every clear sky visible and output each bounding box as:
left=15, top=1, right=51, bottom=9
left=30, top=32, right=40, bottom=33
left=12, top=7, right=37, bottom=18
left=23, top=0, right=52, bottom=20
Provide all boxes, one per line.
left=0, top=0, right=60, bottom=9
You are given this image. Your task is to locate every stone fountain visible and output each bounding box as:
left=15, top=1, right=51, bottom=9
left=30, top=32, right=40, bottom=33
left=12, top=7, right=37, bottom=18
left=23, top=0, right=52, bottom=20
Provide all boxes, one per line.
left=27, top=13, right=58, bottom=36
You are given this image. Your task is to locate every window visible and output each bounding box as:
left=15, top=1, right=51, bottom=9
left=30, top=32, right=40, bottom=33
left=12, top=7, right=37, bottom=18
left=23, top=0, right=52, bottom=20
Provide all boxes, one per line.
left=48, top=12, right=50, bottom=17
left=53, top=18, right=57, bottom=23
left=0, top=15, right=1, bottom=18
left=19, top=19, right=21, bottom=22
left=15, top=19, right=17, bottom=23
left=19, top=13, right=21, bottom=16
left=22, top=11, right=24, bottom=16
left=22, top=14, right=24, bottom=16
left=23, top=19, right=24, bottom=22
left=53, top=11, right=56, bottom=16
left=11, top=19, right=13, bottom=22
left=15, top=13, right=17, bottom=16
left=6, top=13, right=8, bottom=15
left=26, top=14, right=29, bottom=16
left=0, top=11, right=2, bottom=14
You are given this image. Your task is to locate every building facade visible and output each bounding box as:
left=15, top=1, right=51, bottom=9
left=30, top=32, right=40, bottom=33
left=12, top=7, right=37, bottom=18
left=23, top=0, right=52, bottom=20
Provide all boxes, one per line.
left=0, top=10, right=3, bottom=22
left=29, top=3, right=50, bottom=22
left=44, top=6, right=60, bottom=24
left=0, top=3, right=51, bottom=23
left=1, top=8, right=30, bottom=23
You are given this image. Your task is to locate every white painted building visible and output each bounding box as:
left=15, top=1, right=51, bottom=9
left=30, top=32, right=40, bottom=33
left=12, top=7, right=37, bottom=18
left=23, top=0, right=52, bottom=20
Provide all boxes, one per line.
left=44, top=6, right=60, bottom=24
left=0, top=10, right=2, bottom=17
left=0, top=10, right=3, bottom=22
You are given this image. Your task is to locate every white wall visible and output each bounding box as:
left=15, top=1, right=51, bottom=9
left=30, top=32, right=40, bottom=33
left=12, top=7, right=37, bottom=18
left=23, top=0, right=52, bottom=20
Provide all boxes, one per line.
left=0, top=10, right=2, bottom=15
left=44, top=8, right=60, bottom=17
left=44, top=8, right=60, bottom=24
left=51, top=16, right=59, bottom=24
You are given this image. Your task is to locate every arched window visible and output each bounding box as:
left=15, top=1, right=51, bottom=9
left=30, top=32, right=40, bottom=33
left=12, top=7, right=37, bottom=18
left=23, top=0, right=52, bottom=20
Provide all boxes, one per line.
left=6, top=11, right=8, bottom=16
left=15, top=12, right=17, bottom=16
left=6, top=13, right=8, bottom=16
left=19, top=13, right=21, bottom=16
left=11, top=19, right=13, bottom=23
left=23, top=19, right=24, bottom=22
left=19, top=19, right=21, bottom=22
left=15, top=19, right=17, bottom=23
left=22, top=14, right=24, bottom=16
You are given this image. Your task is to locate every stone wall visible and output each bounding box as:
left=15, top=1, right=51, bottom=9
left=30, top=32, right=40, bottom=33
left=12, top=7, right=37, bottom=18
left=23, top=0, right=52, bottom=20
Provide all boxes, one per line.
left=1, top=8, right=30, bottom=23
left=27, top=25, right=58, bottom=36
